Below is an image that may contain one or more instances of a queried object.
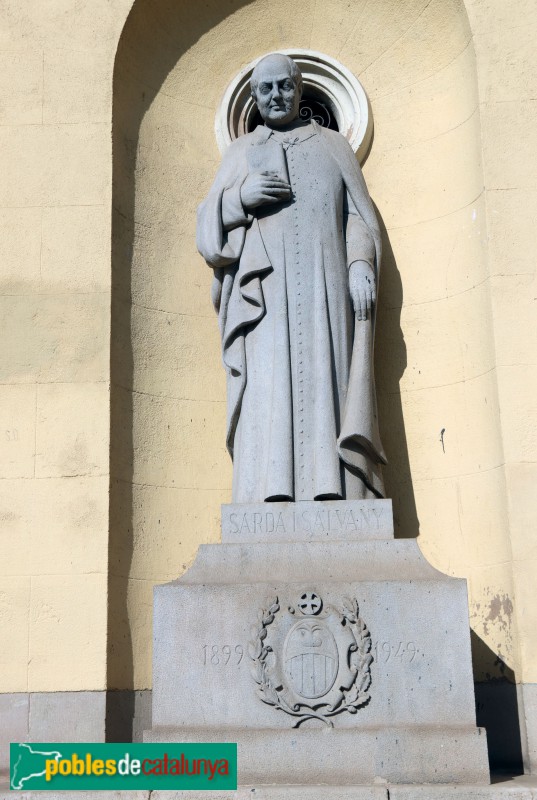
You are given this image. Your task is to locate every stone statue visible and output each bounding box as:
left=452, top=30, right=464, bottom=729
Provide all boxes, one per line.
left=197, top=53, right=386, bottom=503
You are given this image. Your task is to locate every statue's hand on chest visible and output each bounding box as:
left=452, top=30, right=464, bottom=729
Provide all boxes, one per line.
left=240, top=171, right=291, bottom=211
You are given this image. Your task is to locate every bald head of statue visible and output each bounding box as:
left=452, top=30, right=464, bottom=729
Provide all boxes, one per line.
left=250, top=53, right=303, bottom=127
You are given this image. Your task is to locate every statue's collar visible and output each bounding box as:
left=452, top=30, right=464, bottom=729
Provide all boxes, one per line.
left=254, top=120, right=319, bottom=145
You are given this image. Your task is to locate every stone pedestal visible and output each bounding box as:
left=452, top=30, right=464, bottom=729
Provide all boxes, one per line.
left=145, top=500, right=489, bottom=788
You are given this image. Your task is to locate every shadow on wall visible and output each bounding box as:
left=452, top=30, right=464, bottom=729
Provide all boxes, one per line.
left=107, top=0, right=257, bottom=732
left=374, top=210, right=420, bottom=540
left=471, top=631, right=524, bottom=776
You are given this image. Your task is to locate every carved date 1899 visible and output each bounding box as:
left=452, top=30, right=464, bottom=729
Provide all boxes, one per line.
left=202, top=644, right=244, bottom=666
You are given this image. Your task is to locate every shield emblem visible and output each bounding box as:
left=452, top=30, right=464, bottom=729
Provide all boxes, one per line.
left=283, top=620, right=338, bottom=699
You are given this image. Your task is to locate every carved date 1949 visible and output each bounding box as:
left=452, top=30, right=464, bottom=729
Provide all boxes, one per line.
left=372, top=641, right=418, bottom=663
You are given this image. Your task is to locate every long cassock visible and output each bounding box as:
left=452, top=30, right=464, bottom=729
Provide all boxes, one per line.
left=197, top=120, right=386, bottom=503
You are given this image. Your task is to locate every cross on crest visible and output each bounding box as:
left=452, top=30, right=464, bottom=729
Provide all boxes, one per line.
left=298, top=592, right=322, bottom=615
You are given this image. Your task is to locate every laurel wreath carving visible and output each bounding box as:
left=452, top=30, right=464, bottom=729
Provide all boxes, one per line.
left=337, top=597, right=373, bottom=714
left=249, top=596, right=372, bottom=727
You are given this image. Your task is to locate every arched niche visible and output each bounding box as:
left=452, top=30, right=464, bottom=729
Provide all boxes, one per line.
left=109, top=0, right=514, bottom=695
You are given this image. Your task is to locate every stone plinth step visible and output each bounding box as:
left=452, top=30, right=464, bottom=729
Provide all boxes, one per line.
left=2, top=776, right=537, bottom=799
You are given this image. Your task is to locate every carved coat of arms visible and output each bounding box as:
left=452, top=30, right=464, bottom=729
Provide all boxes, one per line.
left=249, top=592, right=372, bottom=727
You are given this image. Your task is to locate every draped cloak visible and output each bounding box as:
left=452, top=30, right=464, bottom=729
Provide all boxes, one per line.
left=197, top=121, right=386, bottom=502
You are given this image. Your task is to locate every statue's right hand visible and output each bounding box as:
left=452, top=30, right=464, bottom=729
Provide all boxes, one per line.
left=240, top=171, right=291, bottom=210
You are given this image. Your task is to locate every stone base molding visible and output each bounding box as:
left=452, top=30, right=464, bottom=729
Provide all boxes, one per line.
left=0, top=690, right=151, bottom=781
left=3, top=778, right=537, bottom=799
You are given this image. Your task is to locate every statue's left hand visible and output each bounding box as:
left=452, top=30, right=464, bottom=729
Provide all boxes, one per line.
left=349, top=260, right=376, bottom=321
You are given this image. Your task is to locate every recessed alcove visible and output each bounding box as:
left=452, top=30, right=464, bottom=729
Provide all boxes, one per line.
left=110, top=0, right=514, bottom=712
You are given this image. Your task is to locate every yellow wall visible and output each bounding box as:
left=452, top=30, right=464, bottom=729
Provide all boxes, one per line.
left=0, top=0, right=535, bottom=704
left=467, top=0, right=537, bottom=689
left=0, top=0, right=132, bottom=692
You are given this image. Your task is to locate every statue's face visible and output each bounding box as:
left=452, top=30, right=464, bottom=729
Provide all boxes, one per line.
left=251, top=57, right=302, bottom=126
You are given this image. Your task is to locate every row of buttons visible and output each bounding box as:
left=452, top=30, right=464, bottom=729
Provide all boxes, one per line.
left=287, top=144, right=305, bottom=488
